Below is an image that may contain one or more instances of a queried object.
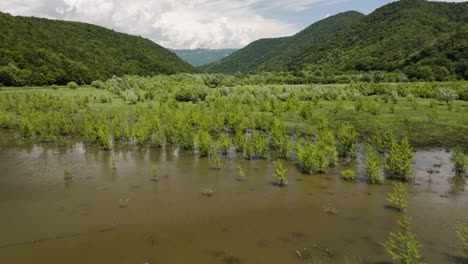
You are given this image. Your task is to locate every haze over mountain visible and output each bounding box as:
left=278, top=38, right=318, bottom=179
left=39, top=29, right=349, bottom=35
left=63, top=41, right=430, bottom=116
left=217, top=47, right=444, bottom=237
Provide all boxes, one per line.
left=200, top=11, right=365, bottom=74
left=0, top=12, right=196, bottom=86
left=171, top=49, right=238, bottom=66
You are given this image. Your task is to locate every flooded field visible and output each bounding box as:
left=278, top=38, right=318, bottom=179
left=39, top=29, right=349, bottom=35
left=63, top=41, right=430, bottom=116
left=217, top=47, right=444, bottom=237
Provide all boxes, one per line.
left=0, top=140, right=466, bottom=264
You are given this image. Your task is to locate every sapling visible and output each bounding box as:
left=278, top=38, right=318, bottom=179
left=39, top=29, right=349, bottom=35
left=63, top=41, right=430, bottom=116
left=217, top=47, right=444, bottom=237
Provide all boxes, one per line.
left=340, top=169, right=356, bottom=182
left=111, top=159, right=116, bottom=170
left=387, top=182, right=408, bottom=212
left=382, top=216, right=424, bottom=264
left=450, top=146, right=467, bottom=173
left=455, top=217, right=468, bottom=256
left=200, top=187, right=214, bottom=197
left=151, top=164, right=158, bottom=182
left=237, top=163, right=247, bottom=181
left=209, top=143, right=222, bottom=170
left=64, top=169, right=72, bottom=180
left=273, top=160, right=288, bottom=186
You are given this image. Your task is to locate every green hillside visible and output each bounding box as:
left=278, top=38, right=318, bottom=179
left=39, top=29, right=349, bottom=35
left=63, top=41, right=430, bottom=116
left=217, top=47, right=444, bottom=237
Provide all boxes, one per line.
left=171, top=49, right=238, bottom=66
left=291, top=0, right=468, bottom=81
left=0, top=12, right=196, bottom=86
left=200, top=11, right=364, bottom=74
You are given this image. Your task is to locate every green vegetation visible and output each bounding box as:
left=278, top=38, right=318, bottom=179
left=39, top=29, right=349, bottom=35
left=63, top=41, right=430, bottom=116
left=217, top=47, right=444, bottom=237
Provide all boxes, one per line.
left=455, top=218, right=468, bottom=256
left=172, top=49, right=238, bottom=67
left=202, top=11, right=364, bottom=74
left=363, top=145, right=383, bottom=184
left=0, top=12, right=195, bottom=87
left=387, top=182, right=408, bottom=212
left=273, top=160, right=288, bottom=186
left=450, top=146, right=468, bottom=174
left=151, top=164, right=158, bottom=182
left=382, top=216, right=424, bottom=264
left=340, top=169, right=356, bottom=182
left=236, top=163, right=246, bottom=181
left=386, top=138, right=414, bottom=181
left=64, top=169, right=72, bottom=180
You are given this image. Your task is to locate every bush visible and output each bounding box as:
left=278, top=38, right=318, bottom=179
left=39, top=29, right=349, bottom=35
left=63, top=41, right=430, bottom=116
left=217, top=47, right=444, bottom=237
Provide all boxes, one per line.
left=67, top=81, right=79, bottom=89
left=455, top=218, right=468, bottom=256
left=273, top=160, right=288, bottom=186
left=382, top=216, right=424, bottom=264
left=387, top=182, right=408, bottom=212
left=450, top=146, right=468, bottom=173
left=386, top=137, right=414, bottom=181
left=340, top=169, right=356, bottom=182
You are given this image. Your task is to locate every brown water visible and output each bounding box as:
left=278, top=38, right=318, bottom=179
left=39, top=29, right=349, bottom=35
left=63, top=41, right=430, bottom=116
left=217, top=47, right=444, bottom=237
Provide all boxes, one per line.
left=0, top=140, right=466, bottom=264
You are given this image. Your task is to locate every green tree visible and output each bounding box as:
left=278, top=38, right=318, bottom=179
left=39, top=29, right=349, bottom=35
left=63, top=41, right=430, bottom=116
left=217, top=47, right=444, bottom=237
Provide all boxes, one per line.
left=151, top=164, right=158, bottom=182
left=387, top=182, right=408, bottom=212
left=382, top=216, right=424, bottom=264
left=273, top=160, right=288, bottom=186
left=386, top=137, right=414, bottom=181
left=218, top=133, right=231, bottom=155
left=362, top=145, right=383, bottom=184
left=450, top=146, right=468, bottom=174
left=436, top=87, right=458, bottom=105
left=337, top=125, right=358, bottom=157
left=455, top=218, right=468, bottom=256
left=196, top=129, right=212, bottom=156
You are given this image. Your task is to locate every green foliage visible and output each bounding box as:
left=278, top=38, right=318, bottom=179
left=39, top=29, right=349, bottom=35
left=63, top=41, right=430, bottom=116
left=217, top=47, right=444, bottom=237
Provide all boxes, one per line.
left=0, top=12, right=195, bottom=86
left=246, top=131, right=269, bottom=160
left=218, top=133, right=231, bottom=155
left=67, top=82, right=78, bottom=89
left=151, top=164, right=158, bottom=182
left=386, top=137, right=414, bottom=181
left=382, top=216, right=424, bottom=264
left=273, top=160, right=288, bottom=186
left=237, top=163, right=246, bottom=181
left=387, top=182, right=408, bottom=212
left=208, top=142, right=222, bottom=170
left=337, top=125, right=358, bottom=157
left=363, top=145, right=383, bottom=184
left=340, top=169, right=356, bottom=182
left=64, top=169, right=72, bottom=180
left=450, top=146, right=468, bottom=173
left=296, top=141, right=328, bottom=175
left=455, top=218, right=468, bottom=256
left=196, top=129, right=212, bottom=156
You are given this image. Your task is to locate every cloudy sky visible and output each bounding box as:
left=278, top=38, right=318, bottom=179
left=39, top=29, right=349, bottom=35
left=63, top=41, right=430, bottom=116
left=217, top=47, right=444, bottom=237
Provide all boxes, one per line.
left=0, top=0, right=466, bottom=49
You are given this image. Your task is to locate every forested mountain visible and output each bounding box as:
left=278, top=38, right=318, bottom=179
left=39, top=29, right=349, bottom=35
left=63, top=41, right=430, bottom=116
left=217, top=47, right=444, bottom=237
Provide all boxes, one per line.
left=171, top=49, right=238, bottom=66
left=0, top=12, right=196, bottom=86
left=290, top=0, right=468, bottom=81
left=200, top=11, right=365, bottom=74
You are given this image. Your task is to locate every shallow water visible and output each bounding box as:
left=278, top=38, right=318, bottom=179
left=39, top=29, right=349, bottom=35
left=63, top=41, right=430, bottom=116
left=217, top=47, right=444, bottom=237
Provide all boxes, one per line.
left=0, top=141, right=466, bottom=264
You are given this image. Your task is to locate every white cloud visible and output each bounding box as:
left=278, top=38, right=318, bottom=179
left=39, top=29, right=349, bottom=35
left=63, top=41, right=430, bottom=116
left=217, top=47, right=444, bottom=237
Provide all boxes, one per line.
left=0, top=0, right=300, bottom=49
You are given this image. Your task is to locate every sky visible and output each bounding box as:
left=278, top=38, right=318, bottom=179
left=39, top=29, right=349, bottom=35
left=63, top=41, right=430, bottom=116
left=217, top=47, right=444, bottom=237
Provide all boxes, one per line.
left=0, top=0, right=466, bottom=49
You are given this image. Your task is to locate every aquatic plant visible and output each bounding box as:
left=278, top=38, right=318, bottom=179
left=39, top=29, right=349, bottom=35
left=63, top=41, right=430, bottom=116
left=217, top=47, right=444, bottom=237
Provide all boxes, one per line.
left=273, top=160, right=288, bottom=186
left=387, top=182, right=408, bottom=212
left=111, top=159, right=116, bottom=170
left=450, top=146, right=467, bottom=173
left=64, top=169, right=72, bottom=180
left=200, top=187, right=213, bottom=197
left=208, top=142, right=222, bottom=170
left=195, top=129, right=212, bottom=156
left=382, top=216, right=424, bottom=264
left=236, top=163, right=246, bottom=181
left=340, top=169, right=356, bottom=182
left=337, top=125, right=358, bottom=158
left=455, top=217, right=468, bottom=256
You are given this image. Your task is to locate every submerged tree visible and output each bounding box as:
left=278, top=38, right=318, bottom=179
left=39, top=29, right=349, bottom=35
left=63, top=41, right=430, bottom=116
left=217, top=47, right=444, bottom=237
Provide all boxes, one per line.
left=209, top=142, right=222, bottom=170
left=386, top=137, right=414, bottom=181
left=337, top=125, right=358, bottom=157
left=455, top=217, right=468, bottom=256
left=151, top=164, right=158, bottom=182
left=64, top=169, right=72, bottom=180
left=363, top=145, right=383, bottom=184
left=382, top=216, right=424, bottom=264
left=273, top=160, right=288, bottom=186
left=237, top=162, right=247, bottom=181
left=450, top=146, right=468, bottom=174
left=387, top=182, right=408, bottom=212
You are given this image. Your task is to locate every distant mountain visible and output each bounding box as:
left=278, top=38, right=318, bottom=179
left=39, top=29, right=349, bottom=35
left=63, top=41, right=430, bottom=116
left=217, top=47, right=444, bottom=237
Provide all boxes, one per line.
left=0, top=12, right=196, bottom=86
left=171, top=49, right=238, bottom=66
left=200, top=11, right=365, bottom=74
left=290, top=0, right=468, bottom=80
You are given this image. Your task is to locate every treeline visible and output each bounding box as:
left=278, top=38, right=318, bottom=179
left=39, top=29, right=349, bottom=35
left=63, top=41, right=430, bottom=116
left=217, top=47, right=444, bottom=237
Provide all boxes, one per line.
left=0, top=12, right=195, bottom=87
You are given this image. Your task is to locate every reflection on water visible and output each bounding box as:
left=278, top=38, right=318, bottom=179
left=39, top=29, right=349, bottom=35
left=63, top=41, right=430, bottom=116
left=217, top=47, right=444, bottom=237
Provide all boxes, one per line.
left=0, top=141, right=466, bottom=264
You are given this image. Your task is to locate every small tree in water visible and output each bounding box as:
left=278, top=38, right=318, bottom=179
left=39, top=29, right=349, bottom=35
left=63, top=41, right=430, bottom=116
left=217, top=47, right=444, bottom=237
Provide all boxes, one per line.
left=450, top=146, right=467, bottom=174
left=64, top=169, right=72, bottom=180
left=386, top=137, right=414, bottom=181
left=455, top=217, right=468, bottom=256
left=273, top=160, right=288, bottom=186
left=151, top=164, right=158, bottom=182
left=363, top=145, right=383, bottom=184
left=209, top=142, right=222, bottom=170
left=237, top=162, right=247, bottom=181
left=382, top=216, right=424, bottom=264
left=387, top=182, right=408, bottom=212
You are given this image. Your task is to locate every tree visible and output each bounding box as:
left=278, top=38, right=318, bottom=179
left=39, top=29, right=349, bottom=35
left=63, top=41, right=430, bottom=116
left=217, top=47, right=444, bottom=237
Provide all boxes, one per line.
left=455, top=218, right=468, bottom=256
left=196, top=129, right=212, bottom=156
left=273, top=160, right=288, bottom=186
left=382, top=216, right=425, bottom=264
left=218, top=133, right=231, bottom=155
left=67, top=81, right=78, bottom=89
left=341, top=169, right=356, bottom=182
left=387, top=182, right=408, bottom=212
left=386, top=137, right=414, bottom=181
left=151, top=164, right=158, bottom=182
left=436, top=87, right=458, bottom=105
left=362, top=145, right=383, bottom=184
left=450, top=146, right=467, bottom=174
left=337, top=125, right=358, bottom=157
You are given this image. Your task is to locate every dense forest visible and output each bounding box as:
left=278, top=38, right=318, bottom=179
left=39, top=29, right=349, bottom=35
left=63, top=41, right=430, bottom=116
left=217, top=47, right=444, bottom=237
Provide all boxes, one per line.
left=171, top=49, right=238, bottom=66
left=201, top=11, right=364, bottom=74
left=290, top=0, right=468, bottom=81
left=0, top=12, right=196, bottom=86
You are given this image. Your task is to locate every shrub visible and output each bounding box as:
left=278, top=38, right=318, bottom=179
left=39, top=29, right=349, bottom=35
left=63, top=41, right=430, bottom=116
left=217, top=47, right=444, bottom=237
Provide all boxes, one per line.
left=387, top=182, right=408, bottom=212
left=436, top=87, right=458, bottom=105
left=363, top=145, right=383, bottom=184
left=386, top=137, right=414, bottom=181
left=67, top=81, right=78, bottom=89
left=450, top=146, right=468, bottom=173
left=382, top=216, right=424, bottom=264
left=455, top=218, right=468, bottom=256
left=341, top=169, right=356, bottom=182
left=273, top=160, right=288, bottom=186
left=337, top=125, right=358, bottom=158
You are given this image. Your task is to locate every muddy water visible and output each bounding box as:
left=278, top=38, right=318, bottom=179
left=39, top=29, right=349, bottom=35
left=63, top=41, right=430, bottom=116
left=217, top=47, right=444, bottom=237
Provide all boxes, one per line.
left=0, top=141, right=466, bottom=264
